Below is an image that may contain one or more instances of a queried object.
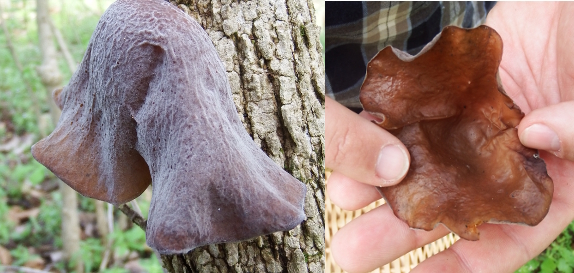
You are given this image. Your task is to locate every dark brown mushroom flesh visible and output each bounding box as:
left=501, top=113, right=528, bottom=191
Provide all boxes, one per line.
left=31, top=0, right=306, bottom=254
left=360, top=25, right=553, bottom=240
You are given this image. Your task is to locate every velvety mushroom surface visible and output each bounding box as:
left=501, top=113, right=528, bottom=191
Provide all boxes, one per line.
left=31, top=0, right=306, bottom=254
left=360, top=25, right=553, bottom=240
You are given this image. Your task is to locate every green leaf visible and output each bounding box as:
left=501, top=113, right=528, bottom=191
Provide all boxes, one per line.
left=114, top=244, right=129, bottom=257
left=77, top=238, right=104, bottom=272
left=558, top=247, right=574, bottom=266
left=10, top=223, right=32, bottom=242
left=541, top=258, right=557, bottom=273
left=28, top=164, right=46, bottom=185
left=37, top=198, right=62, bottom=236
left=140, top=258, right=163, bottom=272
left=10, top=245, right=40, bottom=266
left=124, top=227, right=146, bottom=250
left=558, top=259, right=573, bottom=273
left=10, top=164, right=34, bottom=183
left=101, top=268, right=129, bottom=273
left=0, top=164, right=9, bottom=179
left=520, top=259, right=541, bottom=272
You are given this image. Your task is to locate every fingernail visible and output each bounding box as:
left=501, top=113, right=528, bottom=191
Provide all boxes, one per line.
left=520, top=124, right=561, bottom=152
left=376, top=144, right=409, bottom=184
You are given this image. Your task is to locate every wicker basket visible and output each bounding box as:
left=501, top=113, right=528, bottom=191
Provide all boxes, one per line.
left=325, top=171, right=460, bottom=273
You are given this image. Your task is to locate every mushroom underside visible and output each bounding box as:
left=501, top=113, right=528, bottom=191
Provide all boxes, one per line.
left=360, top=25, right=553, bottom=240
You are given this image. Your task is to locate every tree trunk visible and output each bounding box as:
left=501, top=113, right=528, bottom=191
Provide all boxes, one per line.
left=159, top=0, right=325, bottom=272
left=35, top=1, right=83, bottom=272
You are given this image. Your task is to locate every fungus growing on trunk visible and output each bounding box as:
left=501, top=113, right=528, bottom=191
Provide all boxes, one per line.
left=360, top=25, right=553, bottom=240
left=31, top=0, right=306, bottom=254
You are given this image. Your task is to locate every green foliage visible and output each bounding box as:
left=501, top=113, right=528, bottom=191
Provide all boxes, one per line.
left=0, top=0, right=112, bottom=137
left=10, top=222, right=32, bottom=242
left=35, top=192, right=63, bottom=246
left=111, top=226, right=147, bottom=257
left=9, top=245, right=41, bottom=266
left=517, top=222, right=574, bottom=273
left=517, top=260, right=541, bottom=273
left=101, top=268, right=129, bottom=273
left=140, top=257, right=163, bottom=272
left=74, top=226, right=151, bottom=272
left=0, top=27, right=45, bottom=136
left=79, top=195, right=96, bottom=212
left=0, top=186, right=12, bottom=245
left=10, top=192, right=62, bottom=247
left=137, top=198, right=151, bottom=218
left=8, top=160, right=47, bottom=186
left=75, top=238, right=104, bottom=272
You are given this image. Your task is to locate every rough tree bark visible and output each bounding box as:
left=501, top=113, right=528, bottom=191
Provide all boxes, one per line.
left=158, top=0, right=325, bottom=272
left=35, top=1, right=83, bottom=272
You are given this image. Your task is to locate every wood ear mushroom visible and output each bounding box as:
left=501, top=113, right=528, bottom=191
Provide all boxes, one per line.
left=360, top=25, right=553, bottom=240
left=31, top=0, right=306, bottom=254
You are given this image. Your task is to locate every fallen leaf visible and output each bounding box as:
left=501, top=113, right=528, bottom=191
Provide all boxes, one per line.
left=0, top=245, right=12, bottom=265
left=23, top=256, right=44, bottom=269
left=7, top=206, right=40, bottom=224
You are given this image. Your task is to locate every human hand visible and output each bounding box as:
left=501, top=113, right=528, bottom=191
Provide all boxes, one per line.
left=326, top=96, right=448, bottom=272
left=328, top=2, right=574, bottom=272
left=325, top=96, right=410, bottom=209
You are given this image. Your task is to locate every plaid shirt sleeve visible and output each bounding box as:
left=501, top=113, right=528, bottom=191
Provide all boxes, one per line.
left=325, top=1, right=496, bottom=112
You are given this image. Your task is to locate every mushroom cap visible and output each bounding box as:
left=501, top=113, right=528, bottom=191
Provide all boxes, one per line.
left=360, top=25, right=553, bottom=240
left=32, top=0, right=306, bottom=253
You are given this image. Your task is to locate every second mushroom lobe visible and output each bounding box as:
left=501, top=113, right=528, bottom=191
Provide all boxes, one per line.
left=360, top=25, right=553, bottom=240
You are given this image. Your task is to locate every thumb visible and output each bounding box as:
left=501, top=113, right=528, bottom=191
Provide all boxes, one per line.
left=518, top=101, right=574, bottom=161
left=326, top=97, right=410, bottom=187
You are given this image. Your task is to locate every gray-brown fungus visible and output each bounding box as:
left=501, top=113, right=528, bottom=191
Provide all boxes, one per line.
left=32, top=0, right=306, bottom=254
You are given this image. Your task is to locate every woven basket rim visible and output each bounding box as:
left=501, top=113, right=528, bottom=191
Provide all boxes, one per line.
left=325, top=171, right=459, bottom=273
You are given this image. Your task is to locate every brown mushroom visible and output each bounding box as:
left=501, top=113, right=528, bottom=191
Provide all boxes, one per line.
left=31, top=0, right=306, bottom=254
left=360, top=25, right=553, bottom=240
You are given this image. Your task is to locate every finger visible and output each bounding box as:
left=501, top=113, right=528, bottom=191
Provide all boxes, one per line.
left=326, top=109, right=397, bottom=210
left=518, top=101, right=574, bottom=161
left=410, top=224, right=541, bottom=273
left=331, top=205, right=449, bottom=273
left=358, top=110, right=383, bottom=122
left=325, top=97, right=410, bottom=186
left=327, top=171, right=383, bottom=210
left=411, top=198, right=574, bottom=273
